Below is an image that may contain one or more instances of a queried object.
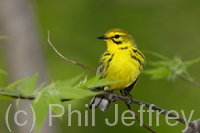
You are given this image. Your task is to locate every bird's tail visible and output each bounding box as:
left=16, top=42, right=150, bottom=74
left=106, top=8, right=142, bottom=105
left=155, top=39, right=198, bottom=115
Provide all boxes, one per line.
left=89, top=94, right=110, bottom=112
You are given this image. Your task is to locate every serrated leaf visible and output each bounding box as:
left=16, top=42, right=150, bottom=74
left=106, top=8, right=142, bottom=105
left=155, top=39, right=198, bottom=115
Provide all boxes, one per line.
left=5, top=78, right=28, bottom=91
left=59, top=87, right=97, bottom=99
left=32, top=86, right=64, bottom=132
left=17, top=73, right=38, bottom=95
left=184, top=57, right=200, bottom=67
left=83, top=75, right=119, bottom=88
left=144, top=68, right=171, bottom=79
left=58, top=73, right=84, bottom=87
left=43, top=74, right=83, bottom=91
left=48, top=95, right=63, bottom=120
left=16, top=99, right=20, bottom=110
left=144, top=51, right=200, bottom=82
left=87, top=78, right=119, bottom=88
left=33, top=82, right=46, bottom=94
left=43, top=74, right=85, bottom=93
left=83, top=75, right=101, bottom=87
left=32, top=96, right=49, bottom=133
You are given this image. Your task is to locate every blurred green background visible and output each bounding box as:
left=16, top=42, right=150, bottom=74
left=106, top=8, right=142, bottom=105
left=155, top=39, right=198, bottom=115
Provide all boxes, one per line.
left=1, top=0, right=200, bottom=132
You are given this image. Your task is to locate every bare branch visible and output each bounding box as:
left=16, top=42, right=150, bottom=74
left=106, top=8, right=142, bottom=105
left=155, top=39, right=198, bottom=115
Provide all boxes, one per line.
left=120, top=91, right=157, bottom=133
left=183, top=118, right=200, bottom=133
left=126, top=103, right=157, bottom=133
left=177, top=74, right=200, bottom=88
left=1, top=92, right=72, bottom=101
left=104, top=92, right=196, bottom=129
left=47, top=30, right=96, bottom=72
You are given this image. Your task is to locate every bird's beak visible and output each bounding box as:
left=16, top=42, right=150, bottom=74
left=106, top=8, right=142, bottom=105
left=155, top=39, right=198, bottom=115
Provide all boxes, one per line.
left=97, top=35, right=108, bottom=40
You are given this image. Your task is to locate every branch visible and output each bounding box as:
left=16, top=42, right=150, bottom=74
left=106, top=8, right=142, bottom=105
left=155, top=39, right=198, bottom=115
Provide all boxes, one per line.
left=104, top=92, right=196, bottom=129
left=47, top=30, right=96, bottom=72
left=1, top=92, right=72, bottom=102
left=2, top=91, right=196, bottom=131
left=177, top=74, right=200, bottom=88
left=120, top=91, right=157, bottom=133
left=183, top=118, right=200, bottom=133
left=128, top=107, right=157, bottom=133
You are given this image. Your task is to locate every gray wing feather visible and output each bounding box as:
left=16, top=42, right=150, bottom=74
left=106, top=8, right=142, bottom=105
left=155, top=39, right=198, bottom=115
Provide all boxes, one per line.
left=96, top=62, right=104, bottom=75
left=89, top=62, right=111, bottom=111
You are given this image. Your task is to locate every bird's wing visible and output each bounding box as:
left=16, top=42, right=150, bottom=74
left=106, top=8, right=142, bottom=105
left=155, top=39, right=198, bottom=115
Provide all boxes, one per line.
left=123, top=76, right=139, bottom=95
left=89, top=61, right=111, bottom=112
left=96, top=62, right=104, bottom=75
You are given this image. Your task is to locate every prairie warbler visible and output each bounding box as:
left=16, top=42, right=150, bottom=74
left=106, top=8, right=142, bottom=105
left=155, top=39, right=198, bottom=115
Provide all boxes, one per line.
left=89, top=28, right=145, bottom=111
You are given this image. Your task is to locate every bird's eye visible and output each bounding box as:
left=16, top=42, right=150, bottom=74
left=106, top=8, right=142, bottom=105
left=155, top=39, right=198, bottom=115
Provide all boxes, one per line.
left=114, top=35, right=120, bottom=39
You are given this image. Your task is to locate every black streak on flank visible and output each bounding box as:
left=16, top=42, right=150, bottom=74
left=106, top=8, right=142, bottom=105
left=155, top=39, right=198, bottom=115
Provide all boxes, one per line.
left=104, top=52, right=111, bottom=56
left=106, top=53, right=115, bottom=70
left=132, top=48, right=145, bottom=59
left=107, top=53, right=114, bottom=64
left=130, top=53, right=141, bottom=65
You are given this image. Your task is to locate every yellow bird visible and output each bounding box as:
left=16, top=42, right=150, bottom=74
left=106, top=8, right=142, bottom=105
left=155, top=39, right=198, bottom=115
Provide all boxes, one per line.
left=89, top=28, right=145, bottom=111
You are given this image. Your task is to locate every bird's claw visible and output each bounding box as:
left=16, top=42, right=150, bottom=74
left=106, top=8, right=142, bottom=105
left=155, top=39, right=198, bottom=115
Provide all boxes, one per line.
left=110, top=93, right=118, bottom=102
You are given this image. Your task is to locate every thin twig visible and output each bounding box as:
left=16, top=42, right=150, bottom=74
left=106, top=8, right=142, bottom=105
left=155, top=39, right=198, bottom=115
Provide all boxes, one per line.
left=128, top=106, right=157, bottom=133
left=1, top=93, right=72, bottom=102
left=183, top=118, right=200, bottom=133
left=47, top=30, right=96, bottom=72
left=120, top=91, right=157, bottom=133
left=177, top=74, right=200, bottom=88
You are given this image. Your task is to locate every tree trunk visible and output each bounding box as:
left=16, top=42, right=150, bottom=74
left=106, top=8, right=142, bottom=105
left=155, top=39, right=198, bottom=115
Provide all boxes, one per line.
left=0, top=0, right=57, bottom=133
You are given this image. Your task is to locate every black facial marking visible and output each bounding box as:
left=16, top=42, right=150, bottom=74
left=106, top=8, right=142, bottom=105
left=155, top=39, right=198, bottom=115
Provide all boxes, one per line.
left=111, top=39, right=122, bottom=44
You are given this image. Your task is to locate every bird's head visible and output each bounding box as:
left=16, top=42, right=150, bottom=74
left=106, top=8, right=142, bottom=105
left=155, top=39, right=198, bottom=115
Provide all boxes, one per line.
left=97, top=28, right=136, bottom=51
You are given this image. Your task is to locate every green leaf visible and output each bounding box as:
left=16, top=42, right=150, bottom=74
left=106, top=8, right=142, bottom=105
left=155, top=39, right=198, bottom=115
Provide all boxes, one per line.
left=48, top=95, right=63, bottom=120
left=144, top=68, right=171, bottom=80
left=82, top=74, right=101, bottom=88
left=1, top=73, right=132, bottom=133
left=33, top=82, right=46, bottom=94
left=83, top=75, right=119, bottom=88
left=58, top=73, right=85, bottom=87
left=184, top=57, right=200, bottom=67
left=5, top=78, right=28, bottom=91
left=17, top=73, right=38, bottom=95
left=32, top=83, right=63, bottom=132
left=32, top=96, right=49, bottom=133
left=0, top=91, right=23, bottom=101
left=59, top=87, right=97, bottom=99
left=144, top=51, right=200, bottom=82
left=87, top=78, right=119, bottom=89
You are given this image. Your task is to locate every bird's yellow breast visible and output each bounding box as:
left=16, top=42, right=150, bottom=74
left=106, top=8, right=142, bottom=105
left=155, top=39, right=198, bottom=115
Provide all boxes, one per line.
left=101, top=48, right=142, bottom=90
